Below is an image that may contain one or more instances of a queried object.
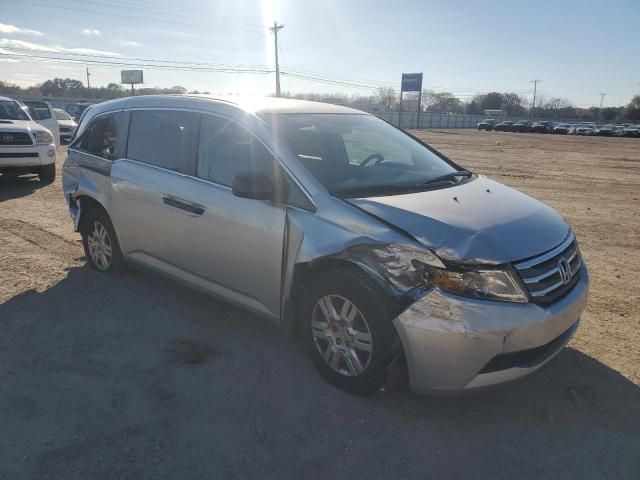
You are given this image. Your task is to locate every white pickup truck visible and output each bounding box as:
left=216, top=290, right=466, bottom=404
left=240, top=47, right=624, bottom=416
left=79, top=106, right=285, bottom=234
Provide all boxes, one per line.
left=0, top=96, right=57, bottom=182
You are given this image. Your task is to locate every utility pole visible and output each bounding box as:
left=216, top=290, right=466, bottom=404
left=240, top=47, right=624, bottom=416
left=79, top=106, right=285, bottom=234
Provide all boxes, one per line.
left=530, top=79, right=541, bottom=113
left=86, top=67, right=91, bottom=89
left=598, top=93, right=607, bottom=121
left=270, top=21, right=284, bottom=97
left=599, top=93, right=607, bottom=108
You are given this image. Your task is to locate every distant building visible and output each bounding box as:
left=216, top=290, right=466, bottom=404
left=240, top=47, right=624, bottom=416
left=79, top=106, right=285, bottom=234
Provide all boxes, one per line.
left=484, top=109, right=507, bottom=117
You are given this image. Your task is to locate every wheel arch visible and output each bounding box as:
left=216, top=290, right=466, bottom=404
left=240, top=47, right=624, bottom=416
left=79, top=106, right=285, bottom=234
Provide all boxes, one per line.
left=75, top=194, right=107, bottom=233
left=283, top=256, right=410, bottom=339
left=73, top=194, right=125, bottom=259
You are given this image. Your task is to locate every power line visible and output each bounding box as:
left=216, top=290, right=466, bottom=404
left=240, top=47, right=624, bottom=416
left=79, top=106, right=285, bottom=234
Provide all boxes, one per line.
left=0, top=51, right=274, bottom=74
left=0, top=46, right=271, bottom=71
left=70, top=0, right=268, bottom=31
left=71, top=0, right=266, bottom=28
left=0, top=0, right=267, bottom=34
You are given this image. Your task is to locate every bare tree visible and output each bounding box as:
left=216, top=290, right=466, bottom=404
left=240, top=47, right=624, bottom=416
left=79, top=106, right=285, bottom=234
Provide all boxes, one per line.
left=375, top=86, right=397, bottom=112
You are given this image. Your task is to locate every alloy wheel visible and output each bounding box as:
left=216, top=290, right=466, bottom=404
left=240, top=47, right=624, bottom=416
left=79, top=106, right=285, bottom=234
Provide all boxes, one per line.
left=311, top=295, right=373, bottom=376
left=87, top=221, right=112, bottom=271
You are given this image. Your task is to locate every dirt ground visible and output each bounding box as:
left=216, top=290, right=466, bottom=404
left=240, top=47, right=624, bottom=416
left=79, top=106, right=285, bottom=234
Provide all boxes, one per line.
left=0, top=131, right=639, bottom=479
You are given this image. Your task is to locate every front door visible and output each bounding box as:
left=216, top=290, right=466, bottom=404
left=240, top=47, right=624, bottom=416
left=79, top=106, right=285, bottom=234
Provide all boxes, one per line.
left=110, top=109, right=286, bottom=320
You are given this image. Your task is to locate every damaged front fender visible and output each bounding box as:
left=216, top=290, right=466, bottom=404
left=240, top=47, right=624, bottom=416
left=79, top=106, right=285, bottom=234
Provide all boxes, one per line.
left=280, top=205, right=435, bottom=333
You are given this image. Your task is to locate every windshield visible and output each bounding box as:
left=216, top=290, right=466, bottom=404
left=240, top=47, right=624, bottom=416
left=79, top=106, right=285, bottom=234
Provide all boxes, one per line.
left=261, top=113, right=461, bottom=197
left=54, top=109, right=72, bottom=121
left=0, top=100, right=31, bottom=121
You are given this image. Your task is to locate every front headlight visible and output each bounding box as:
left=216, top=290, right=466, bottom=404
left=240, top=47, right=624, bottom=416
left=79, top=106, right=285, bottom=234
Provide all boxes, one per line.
left=35, top=130, right=54, bottom=145
left=414, top=260, right=528, bottom=303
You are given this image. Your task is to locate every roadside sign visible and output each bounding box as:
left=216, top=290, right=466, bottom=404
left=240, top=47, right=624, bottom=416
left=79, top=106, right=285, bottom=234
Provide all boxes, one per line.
left=401, top=73, right=423, bottom=92
left=399, top=73, right=424, bottom=128
left=121, top=70, right=143, bottom=84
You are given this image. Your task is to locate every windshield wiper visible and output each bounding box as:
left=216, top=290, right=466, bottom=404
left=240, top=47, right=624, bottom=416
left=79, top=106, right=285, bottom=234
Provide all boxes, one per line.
left=421, top=170, right=472, bottom=185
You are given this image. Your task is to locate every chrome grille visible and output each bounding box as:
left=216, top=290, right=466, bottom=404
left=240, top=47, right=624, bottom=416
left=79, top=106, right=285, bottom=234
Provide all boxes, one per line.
left=513, top=232, right=582, bottom=304
left=0, top=131, right=33, bottom=146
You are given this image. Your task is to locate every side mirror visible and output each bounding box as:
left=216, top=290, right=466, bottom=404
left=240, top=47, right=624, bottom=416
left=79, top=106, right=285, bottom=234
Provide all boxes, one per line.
left=232, top=172, right=276, bottom=201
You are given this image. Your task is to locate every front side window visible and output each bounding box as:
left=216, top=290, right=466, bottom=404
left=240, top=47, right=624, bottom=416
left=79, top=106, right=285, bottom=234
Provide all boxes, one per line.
left=127, top=110, right=199, bottom=174
left=260, top=113, right=460, bottom=197
left=197, top=115, right=277, bottom=186
left=79, top=113, right=119, bottom=160
left=0, top=100, right=31, bottom=121
left=23, top=101, right=52, bottom=120
left=197, top=114, right=313, bottom=210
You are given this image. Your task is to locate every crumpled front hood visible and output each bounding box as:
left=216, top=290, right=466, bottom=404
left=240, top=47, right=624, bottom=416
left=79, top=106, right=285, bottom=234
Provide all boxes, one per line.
left=347, top=176, right=569, bottom=264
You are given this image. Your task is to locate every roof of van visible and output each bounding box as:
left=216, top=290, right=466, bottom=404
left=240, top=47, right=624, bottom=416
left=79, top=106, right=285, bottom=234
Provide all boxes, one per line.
left=84, top=94, right=367, bottom=116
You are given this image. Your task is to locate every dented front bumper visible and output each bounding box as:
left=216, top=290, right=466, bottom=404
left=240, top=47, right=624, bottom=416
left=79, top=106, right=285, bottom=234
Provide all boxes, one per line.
left=393, top=267, right=589, bottom=394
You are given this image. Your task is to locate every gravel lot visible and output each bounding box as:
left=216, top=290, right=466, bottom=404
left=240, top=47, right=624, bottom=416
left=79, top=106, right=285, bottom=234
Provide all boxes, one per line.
left=1, top=131, right=639, bottom=479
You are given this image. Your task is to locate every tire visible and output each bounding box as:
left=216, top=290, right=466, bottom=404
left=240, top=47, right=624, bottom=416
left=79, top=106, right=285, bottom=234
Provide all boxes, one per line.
left=39, top=164, right=56, bottom=183
left=302, top=268, right=398, bottom=395
left=81, top=208, right=125, bottom=274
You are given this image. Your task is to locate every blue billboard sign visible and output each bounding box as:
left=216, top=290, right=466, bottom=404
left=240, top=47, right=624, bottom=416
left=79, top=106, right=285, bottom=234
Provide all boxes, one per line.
left=401, top=73, right=423, bottom=92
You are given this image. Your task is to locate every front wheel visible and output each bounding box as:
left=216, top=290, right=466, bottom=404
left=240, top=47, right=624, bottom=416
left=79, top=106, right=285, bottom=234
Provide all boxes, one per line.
left=81, top=208, right=125, bottom=273
left=303, top=268, right=398, bottom=395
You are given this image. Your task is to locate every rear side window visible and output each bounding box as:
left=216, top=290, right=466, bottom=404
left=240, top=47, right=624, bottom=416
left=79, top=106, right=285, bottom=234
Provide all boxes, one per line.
left=126, top=110, right=199, bottom=174
left=23, top=101, right=52, bottom=120
left=79, top=113, right=120, bottom=160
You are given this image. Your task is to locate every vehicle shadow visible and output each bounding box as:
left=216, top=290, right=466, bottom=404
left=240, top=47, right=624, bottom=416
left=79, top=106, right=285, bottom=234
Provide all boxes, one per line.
left=0, top=173, right=47, bottom=201
left=0, top=264, right=638, bottom=479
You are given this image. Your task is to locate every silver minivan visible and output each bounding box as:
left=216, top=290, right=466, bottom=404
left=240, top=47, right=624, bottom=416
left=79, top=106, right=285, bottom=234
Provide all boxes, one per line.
left=62, top=95, right=588, bottom=395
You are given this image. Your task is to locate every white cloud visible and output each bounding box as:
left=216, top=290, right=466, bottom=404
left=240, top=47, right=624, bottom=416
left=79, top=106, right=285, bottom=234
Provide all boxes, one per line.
left=82, top=29, right=101, bottom=36
left=0, top=39, right=58, bottom=52
left=116, top=40, right=141, bottom=47
left=0, top=39, right=121, bottom=56
left=0, top=22, right=43, bottom=36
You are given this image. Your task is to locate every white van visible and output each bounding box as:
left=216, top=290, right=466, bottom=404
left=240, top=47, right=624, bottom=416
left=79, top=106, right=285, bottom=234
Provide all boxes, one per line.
left=21, top=100, right=60, bottom=146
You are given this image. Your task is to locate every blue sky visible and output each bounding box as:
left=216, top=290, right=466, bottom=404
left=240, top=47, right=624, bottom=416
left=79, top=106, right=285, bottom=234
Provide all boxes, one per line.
left=1, top=0, right=639, bottom=107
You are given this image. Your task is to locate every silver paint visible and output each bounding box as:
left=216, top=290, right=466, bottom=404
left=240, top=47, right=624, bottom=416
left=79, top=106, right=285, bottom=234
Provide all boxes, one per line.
left=63, top=95, right=589, bottom=394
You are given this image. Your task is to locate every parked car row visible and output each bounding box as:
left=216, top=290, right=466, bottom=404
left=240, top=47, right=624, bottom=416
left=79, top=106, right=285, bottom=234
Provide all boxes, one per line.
left=478, top=118, right=640, bottom=137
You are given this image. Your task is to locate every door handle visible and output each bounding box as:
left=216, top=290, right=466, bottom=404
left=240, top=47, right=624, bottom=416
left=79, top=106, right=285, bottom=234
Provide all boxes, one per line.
left=162, top=195, right=205, bottom=216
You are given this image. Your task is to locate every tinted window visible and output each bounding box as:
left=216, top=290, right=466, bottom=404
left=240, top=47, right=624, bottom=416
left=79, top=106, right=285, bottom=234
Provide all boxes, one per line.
left=197, top=115, right=277, bottom=186
left=79, top=113, right=119, bottom=160
left=198, top=114, right=313, bottom=210
left=23, top=101, right=52, bottom=120
left=127, top=110, right=199, bottom=174
left=0, top=100, right=30, bottom=121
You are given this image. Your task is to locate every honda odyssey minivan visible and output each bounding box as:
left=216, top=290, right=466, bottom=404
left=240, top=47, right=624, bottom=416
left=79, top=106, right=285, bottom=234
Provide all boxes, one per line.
left=62, top=95, right=588, bottom=395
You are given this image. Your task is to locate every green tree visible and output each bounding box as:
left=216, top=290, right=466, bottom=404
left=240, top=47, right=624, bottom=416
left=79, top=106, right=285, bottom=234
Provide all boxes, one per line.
left=622, top=94, right=640, bottom=122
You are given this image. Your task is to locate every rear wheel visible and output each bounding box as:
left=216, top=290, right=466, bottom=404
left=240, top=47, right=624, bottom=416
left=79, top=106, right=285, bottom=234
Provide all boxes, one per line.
left=39, top=164, right=56, bottom=183
left=303, top=268, right=398, bottom=395
left=81, top=208, right=124, bottom=273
